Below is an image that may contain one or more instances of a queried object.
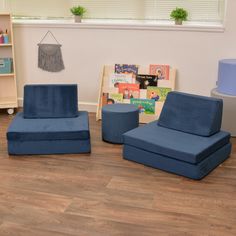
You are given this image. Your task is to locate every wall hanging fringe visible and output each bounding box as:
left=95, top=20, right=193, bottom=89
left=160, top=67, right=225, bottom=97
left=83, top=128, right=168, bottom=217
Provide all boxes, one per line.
left=38, top=31, right=65, bottom=72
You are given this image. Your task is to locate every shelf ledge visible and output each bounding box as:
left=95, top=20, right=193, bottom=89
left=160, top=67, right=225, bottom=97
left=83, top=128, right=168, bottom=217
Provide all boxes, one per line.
left=13, top=19, right=225, bottom=33
left=0, top=73, right=15, bottom=77
left=0, top=43, right=13, bottom=47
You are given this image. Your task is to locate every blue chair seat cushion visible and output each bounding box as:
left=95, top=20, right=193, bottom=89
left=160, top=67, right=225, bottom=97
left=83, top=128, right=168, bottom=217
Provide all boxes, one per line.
left=123, top=121, right=230, bottom=164
left=7, top=111, right=90, bottom=141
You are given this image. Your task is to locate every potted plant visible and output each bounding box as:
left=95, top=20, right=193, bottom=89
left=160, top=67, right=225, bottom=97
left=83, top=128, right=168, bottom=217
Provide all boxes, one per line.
left=70, top=5, right=86, bottom=23
left=170, top=7, right=188, bottom=25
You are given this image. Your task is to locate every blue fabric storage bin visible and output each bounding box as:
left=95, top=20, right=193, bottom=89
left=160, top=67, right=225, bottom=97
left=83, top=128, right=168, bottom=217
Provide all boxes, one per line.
left=0, top=58, right=12, bottom=74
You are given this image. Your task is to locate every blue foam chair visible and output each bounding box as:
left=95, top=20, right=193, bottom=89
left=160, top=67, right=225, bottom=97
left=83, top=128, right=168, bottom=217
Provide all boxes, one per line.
left=7, top=84, right=91, bottom=155
left=123, top=91, right=231, bottom=179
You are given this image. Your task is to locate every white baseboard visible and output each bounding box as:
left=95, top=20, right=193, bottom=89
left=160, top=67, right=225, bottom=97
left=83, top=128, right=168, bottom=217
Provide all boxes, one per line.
left=17, top=98, right=98, bottom=113
left=17, top=98, right=24, bottom=107
left=78, top=102, right=98, bottom=112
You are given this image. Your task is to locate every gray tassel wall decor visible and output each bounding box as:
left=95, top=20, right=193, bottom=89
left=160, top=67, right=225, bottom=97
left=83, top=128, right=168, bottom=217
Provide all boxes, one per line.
left=38, top=31, right=65, bottom=72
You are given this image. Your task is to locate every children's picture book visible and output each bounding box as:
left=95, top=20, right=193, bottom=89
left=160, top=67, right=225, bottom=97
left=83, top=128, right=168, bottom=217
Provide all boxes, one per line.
left=109, top=73, right=133, bottom=88
left=130, top=98, right=155, bottom=115
left=118, top=83, right=140, bottom=99
left=136, top=74, right=158, bottom=89
left=102, top=92, right=123, bottom=106
left=115, top=64, right=139, bottom=75
left=147, top=87, right=172, bottom=102
left=149, top=64, right=170, bottom=80
left=109, top=93, right=123, bottom=103
left=96, top=65, right=176, bottom=123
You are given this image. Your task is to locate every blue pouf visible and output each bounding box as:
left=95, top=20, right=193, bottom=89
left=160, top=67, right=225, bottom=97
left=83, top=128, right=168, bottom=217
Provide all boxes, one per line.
left=102, top=104, right=139, bottom=144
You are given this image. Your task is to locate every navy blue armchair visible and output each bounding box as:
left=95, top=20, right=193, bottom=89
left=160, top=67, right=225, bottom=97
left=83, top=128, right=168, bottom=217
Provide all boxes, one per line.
left=7, top=84, right=91, bottom=155
left=123, top=91, right=231, bottom=179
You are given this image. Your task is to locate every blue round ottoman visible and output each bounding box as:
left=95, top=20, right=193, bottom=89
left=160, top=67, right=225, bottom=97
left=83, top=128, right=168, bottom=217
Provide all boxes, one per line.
left=102, top=104, right=139, bottom=144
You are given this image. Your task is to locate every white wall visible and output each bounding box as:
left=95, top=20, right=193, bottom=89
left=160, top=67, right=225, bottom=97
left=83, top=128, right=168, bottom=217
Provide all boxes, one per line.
left=13, top=0, right=236, bottom=111
left=0, top=0, right=4, bottom=11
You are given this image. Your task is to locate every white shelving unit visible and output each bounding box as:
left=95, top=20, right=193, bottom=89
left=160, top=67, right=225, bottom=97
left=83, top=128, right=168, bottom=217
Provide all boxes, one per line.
left=0, top=13, right=18, bottom=114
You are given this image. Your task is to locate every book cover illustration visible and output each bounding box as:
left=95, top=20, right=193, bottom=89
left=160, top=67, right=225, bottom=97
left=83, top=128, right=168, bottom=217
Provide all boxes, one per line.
left=102, top=92, right=123, bottom=105
left=147, top=87, right=172, bottom=102
left=118, top=83, right=140, bottom=99
left=109, top=73, right=133, bottom=88
left=115, top=64, right=139, bottom=75
left=130, top=98, right=155, bottom=115
left=109, top=93, right=123, bottom=103
left=149, top=64, right=170, bottom=80
left=136, top=74, right=158, bottom=89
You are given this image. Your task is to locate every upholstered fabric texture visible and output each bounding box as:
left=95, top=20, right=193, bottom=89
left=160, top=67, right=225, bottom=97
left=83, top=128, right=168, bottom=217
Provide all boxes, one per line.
left=23, top=84, right=78, bottom=118
left=8, top=84, right=91, bottom=155
left=7, top=111, right=91, bottom=155
left=158, top=91, right=223, bottom=137
left=123, top=143, right=231, bottom=180
left=123, top=91, right=231, bottom=179
left=7, top=111, right=90, bottom=141
left=123, top=121, right=230, bottom=164
left=102, top=104, right=139, bottom=144
left=8, top=139, right=91, bottom=155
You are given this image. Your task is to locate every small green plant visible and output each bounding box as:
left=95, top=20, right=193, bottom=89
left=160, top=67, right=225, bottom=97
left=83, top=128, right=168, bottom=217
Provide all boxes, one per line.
left=70, top=6, right=86, bottom=16
left=170, top=7, right=188, bottom=24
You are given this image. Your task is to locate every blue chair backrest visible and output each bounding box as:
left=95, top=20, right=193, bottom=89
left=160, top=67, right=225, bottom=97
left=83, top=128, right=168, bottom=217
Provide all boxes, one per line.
left=158, top=91, right=223, bottom=136
left=23, top=84, right=78, bottom=118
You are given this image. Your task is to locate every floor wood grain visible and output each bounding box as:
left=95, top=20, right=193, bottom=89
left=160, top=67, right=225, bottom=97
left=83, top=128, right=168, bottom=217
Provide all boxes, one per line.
left=0, top=111, right=235, bottom=236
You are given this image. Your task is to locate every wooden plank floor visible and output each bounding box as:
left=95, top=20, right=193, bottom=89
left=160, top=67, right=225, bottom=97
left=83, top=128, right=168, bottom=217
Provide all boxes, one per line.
left=0, top=111, right=235, bottom=236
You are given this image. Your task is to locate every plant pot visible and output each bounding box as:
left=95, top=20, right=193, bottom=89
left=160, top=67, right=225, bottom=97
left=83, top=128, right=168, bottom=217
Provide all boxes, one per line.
left=175, top=19, right=183, bottom=25
left=74, top=15, right=82, bottom=23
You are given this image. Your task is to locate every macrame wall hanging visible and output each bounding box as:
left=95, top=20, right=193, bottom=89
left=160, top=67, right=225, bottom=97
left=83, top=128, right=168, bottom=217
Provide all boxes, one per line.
left=38, top=31, right=65, bottom=72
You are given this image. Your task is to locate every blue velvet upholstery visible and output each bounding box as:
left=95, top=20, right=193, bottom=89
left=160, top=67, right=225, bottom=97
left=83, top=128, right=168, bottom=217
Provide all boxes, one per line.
left=158, top=91, right=223, bottom=137
left=7, top=112, right=90, bottom=141
left=8, top=139, right=91, bottom=155
left=123, top=121, right=230, bottom=164
left=123, top=143, right=231, bottom=180
left=123, top=92, right=231, bottom=179
left=23, top=84, right=78, bottom=118
left=102, top=104, right=139, bottom=144
left=7, top=84, right=90, bottom=155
